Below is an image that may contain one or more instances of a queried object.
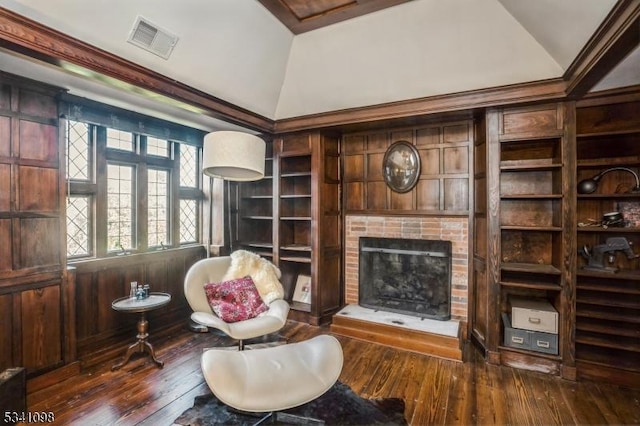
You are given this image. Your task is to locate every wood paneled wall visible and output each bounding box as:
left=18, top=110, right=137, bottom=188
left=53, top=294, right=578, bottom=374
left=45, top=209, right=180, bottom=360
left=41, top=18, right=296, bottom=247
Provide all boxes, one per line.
left=0, top=73, right=69, bottom=376
left=0, top=72, right=206, bottom=379
left=342, top=121, right=473, bottom=215
left=72, top=247, right=204, bottom=358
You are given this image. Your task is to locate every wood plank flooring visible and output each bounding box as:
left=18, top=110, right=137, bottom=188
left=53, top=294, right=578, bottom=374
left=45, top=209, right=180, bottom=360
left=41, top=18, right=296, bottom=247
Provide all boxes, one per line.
left=24, top=321, right=640, bottom=425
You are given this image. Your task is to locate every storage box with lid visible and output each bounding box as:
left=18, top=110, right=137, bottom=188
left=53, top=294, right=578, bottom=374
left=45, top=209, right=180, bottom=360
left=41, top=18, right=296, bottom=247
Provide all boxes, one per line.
left=509, top=297, right=558, bottom=334
left=502, top=313, right=558, bottom=355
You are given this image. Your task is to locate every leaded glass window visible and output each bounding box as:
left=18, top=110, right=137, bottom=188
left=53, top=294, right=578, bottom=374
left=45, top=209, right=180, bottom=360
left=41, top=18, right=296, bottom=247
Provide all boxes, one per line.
left=64, top=106, right=203, bottom=259
left=107, top=164, right=135, bottom=251
left=66, top=121, right=91, bottom=181
left=180, top=144, right=197, bottom=188
left=107, top=128, right=134, bottom=151
left=180, top=199, right=197, bottom=243
left=67, top=195, right=91, bottom=257
left=148, top=168, right=170, bottom=247
left=147, top=136, right=170, bottom=157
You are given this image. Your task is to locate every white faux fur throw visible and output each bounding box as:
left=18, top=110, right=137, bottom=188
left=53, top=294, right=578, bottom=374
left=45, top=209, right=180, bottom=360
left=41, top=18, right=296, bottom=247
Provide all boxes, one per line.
left=223, top=250, right=285, bottom=304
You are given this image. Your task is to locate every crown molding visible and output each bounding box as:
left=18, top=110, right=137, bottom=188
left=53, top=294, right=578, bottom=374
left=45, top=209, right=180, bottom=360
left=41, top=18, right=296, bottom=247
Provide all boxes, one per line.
left=273, top=79, right=568, bottom=133
left=1, top=4, right=637, bottom=135
left=0, top=7, right=274, bottom=133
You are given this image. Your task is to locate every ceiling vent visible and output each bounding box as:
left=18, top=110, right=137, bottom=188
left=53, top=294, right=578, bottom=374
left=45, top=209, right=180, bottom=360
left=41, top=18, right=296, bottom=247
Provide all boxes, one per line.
left=128, top=16, right=178, bottom=60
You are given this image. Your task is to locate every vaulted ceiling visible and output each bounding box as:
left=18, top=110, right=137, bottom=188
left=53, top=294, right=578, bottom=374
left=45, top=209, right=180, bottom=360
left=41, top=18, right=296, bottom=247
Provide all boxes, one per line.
left=0, top=0, right=638, bottom=133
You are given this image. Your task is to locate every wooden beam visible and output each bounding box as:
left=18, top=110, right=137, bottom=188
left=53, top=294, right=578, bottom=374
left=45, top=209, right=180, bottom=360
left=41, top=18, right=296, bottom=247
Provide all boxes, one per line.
left=564, top=0, right=640, bottom=98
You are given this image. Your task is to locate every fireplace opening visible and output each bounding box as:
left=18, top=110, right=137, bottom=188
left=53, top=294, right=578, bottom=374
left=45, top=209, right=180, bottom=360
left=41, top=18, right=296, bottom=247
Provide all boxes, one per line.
left=359, top=237, right=452, bottom=320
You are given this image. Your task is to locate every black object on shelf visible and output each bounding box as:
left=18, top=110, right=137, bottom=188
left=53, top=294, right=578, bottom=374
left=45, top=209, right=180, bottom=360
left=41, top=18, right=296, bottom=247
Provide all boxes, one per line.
left=577, top=167, right=640, bottom=194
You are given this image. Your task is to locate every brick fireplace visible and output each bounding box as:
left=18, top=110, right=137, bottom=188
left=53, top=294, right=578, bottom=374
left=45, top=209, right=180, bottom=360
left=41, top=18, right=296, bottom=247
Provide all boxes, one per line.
left=344, top=215, right=469, bottom=322
left=331, top=214, right=468, bottom=360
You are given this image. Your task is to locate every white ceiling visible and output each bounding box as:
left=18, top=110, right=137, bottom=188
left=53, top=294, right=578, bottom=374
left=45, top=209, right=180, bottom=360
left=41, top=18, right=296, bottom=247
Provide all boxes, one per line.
left=0, top=0, right=636, bottom=132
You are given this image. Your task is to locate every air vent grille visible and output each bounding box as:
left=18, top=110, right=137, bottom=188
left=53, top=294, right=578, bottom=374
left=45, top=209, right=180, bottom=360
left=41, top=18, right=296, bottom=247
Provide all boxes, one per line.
left=128, top=16, right=178, bottom=60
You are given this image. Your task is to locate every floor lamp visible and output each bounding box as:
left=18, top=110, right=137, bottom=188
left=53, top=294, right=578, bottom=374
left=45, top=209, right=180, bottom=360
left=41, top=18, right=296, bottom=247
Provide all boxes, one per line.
left=189, top=131, right=265, bottom=333
left=202, top=131, right=266, bottom=256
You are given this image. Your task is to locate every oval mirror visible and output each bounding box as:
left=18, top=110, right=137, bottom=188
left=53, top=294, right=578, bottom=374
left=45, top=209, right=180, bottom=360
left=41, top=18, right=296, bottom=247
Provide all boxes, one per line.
left=382, top=141, right=421, bottom=193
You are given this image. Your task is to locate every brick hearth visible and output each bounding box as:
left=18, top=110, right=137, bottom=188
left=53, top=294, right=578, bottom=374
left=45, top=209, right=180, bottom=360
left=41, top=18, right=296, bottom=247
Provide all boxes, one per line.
left=333, top=215, right=469, bottom=359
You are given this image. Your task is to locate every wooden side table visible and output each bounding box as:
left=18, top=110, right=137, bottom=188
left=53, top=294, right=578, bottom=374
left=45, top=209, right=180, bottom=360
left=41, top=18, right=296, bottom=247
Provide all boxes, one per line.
left=111, top=292, right=171, bottom=370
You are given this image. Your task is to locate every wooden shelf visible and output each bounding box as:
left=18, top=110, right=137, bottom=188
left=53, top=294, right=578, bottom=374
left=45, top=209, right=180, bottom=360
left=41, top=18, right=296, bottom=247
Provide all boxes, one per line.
left=575, top=352, right=640, bottom=375
left=280, top=194, right=311, bottom=199
left=501, top=262, right=561, bottom=275
left=242, top=195, right=273, bottom=200
left=577, top=268, right=640, bottom=280
left=280, top=216, right=311, bottom=221
left=280, top=172, right=311, bottom=178
left=577, top=226, right=640, bottom=233
left=242, top=242, right=273, bottom=249
left=577, top=157, right=640, bottom=167
left=498, top=345, right=561, bottom=361
left=577, top=129, right=640, bottom=138
left=576, top=318, right=639, bottom=338
left=576, top=281, right=640, bottom=295
left=500, top=162, right=562, bottom=171
left=576, top=306, right=640, bottom=324
left=577, top=193, right=640, bottom=199
left=500, top=194, right=562, bottom=199
left=245, top=249, right=274, bottom=258
left=500, top=281, right=561, bottom=291
left=576, top=331, right=640, bottom=353
left=501, top=225, right=563, bottom=232
left=577, top=294, right=640, bottom=310
left=241, top=216, right=272, bottom=220
left=281, top=244, right=311, bottom=252
left=279, top=256, right=311, bottom=263
left=290, top=301, right=311, bottom=313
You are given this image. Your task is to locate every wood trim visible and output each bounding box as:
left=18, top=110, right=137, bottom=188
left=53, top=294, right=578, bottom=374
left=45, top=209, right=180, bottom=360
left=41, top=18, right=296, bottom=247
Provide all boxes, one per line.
left=330, top=313, right=463, bottom=361
left=564, top=0, right=640, bottom=98
left=576, top=84, right=640, bottom=107
left=0, top=8, right=274, bottom=133
left=0, top=3, right=636, bottom=135
left=257, top=0, right=412, bottom=35
left=25, top=361, right=80, bottom=394
left=274, top=79, right=568, bottom=133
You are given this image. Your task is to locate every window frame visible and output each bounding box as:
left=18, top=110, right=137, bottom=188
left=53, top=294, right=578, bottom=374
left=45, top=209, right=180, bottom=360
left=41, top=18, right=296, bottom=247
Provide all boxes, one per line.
left=65, top=114, right=203, bottom=260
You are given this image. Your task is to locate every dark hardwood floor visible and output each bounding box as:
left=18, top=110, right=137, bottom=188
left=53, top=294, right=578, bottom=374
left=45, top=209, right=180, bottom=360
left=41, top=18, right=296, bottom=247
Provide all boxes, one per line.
left=24, top=320, right=640, bottom=425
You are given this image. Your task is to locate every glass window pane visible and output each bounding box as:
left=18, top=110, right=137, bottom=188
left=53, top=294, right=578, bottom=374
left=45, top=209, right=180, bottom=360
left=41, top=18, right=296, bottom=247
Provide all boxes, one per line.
left=107, top=164, right=135, bottom=252
left=107, top=128, right=134, bottom=151
left=180, top=199, right=197, bottom=243
left=180, top=144, right=197, bottom=188
left=147, top=136, right=169, bottom=157
left=148, top=168, right=170, bottom=248
left=66, top=120, right=91, bottom=181
left=67, top=195, right=91, bottom=257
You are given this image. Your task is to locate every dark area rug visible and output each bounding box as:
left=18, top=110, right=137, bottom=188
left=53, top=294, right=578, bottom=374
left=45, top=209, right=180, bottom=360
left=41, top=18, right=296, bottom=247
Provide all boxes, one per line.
left=173, top=381, right=406, bottom=425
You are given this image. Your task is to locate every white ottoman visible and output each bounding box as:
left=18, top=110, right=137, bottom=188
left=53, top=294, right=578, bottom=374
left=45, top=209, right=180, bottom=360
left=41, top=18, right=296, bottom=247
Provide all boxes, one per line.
left=201, top=334, right=343, bottom=418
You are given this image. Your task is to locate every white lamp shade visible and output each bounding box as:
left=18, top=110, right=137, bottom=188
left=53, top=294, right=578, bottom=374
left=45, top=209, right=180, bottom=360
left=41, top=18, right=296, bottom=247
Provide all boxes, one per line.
left=202, top=131, right=266, bottom=181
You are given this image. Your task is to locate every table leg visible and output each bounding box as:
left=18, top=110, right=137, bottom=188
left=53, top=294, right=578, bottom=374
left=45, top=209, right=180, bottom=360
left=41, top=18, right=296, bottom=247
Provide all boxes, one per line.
left=112, top=312, right=164, bottom=370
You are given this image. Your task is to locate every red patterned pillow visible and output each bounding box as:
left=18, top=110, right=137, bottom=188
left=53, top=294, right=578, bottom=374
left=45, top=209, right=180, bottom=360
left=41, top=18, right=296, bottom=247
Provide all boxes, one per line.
left=204, top=276, right=268, bottom=323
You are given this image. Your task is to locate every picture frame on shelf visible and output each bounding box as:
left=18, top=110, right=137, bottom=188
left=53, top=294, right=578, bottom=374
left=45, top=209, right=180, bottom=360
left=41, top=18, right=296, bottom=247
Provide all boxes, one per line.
left=292, top=274, right=311, bottom=304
